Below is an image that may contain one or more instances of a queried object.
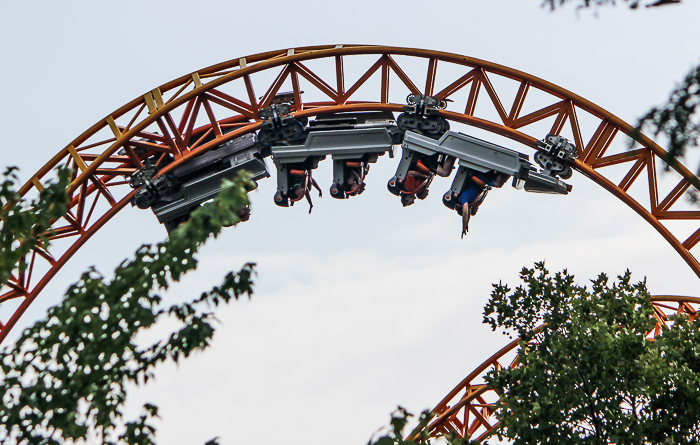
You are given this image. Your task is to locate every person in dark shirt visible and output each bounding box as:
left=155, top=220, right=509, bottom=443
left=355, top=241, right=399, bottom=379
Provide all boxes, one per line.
left=288, top=168, right=322, bottom=213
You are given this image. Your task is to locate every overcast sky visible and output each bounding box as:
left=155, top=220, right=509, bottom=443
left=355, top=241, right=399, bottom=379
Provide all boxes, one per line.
left=3, top=1, right=700, bottom=444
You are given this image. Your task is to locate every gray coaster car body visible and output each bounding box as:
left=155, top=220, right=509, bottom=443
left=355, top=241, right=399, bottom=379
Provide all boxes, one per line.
left=395, top=130, right=572, bottom=201
left=271, top=111, right=401, bottom=203
left=151, top=132, right=269, bottom=231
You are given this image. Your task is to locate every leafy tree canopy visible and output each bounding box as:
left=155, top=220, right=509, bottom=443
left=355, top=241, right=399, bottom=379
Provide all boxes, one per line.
left=543, top=0, right=682, bottom=11
left=0, top=169, right=256, bottom=445
left=483, top=263, right=700, bottom=444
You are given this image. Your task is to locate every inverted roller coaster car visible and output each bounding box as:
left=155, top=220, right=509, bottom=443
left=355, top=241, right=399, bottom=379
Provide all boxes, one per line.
left=396, top=130, right=573, bottom=200
left=391, top=130, right=574, bottom=236
left=131, top=132, right=269, bottom=233
left=270, top=111, right=402, bottom=205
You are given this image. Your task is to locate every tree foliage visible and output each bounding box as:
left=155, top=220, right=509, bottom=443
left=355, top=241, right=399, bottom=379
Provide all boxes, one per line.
left=638, top=64, right=700, bottom=175
left=0, top=167, right=70, bottom=289
left=0, top=170, right=256, bottom=445
left=542, top=0, right=682, bottom=11
left=483, top=263, right=700, bottom=444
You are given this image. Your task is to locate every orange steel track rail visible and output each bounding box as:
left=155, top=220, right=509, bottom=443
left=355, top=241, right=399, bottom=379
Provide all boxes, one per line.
left=409, top=295, right=700, bottom=442
left=2, top=45, right=700, bottom=345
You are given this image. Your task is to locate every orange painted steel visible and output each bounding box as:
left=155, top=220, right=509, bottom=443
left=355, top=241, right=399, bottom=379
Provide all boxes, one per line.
left=2, top=45, right=700, bottom=346
left=408, top=296, right=700, bottom=442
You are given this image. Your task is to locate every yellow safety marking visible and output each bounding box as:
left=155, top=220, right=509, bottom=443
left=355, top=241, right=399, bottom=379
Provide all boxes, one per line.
left=106, top=116, right=121, bottom=138
left=192, top=72, right=202, bottom=88
left=239, top=58, right=247, bottom=69
left=66, top=145, right=87, bottom=172
left=31, top=177, right=44, bottom=192
left=152, top=88, right=164, bottom=108
left=466, top=384, right=486, bottom=395
left=287, top=48, right=294, bottom=56
left=144, top=92, right=157, bottom=114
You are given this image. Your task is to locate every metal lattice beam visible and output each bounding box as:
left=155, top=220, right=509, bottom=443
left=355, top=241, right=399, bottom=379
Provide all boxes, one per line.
left=2, top=45, right=700, bottom=346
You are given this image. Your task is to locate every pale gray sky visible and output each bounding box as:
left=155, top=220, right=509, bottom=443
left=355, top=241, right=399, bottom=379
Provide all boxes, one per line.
left=2, top=1, right=700, bottom=444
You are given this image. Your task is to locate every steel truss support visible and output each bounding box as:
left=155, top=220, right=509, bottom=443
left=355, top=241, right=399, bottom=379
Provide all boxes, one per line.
left=2, top=45, right=700, bottom=351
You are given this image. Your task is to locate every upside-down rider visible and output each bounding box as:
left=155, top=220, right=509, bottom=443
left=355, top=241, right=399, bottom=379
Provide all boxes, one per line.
left=341, top=161, right=368, bottom=197
left=454, top=170, right=509, bottom=237
left=288, top=167, right=322, bottom=213
left=400, top=154, right=456, bottom=207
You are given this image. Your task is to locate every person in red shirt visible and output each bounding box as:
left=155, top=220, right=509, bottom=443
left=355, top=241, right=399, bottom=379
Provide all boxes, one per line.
left=400, top=155, right=456, bottom=206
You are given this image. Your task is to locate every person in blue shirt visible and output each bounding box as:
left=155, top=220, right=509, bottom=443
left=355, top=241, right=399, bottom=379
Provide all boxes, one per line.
left=456, top=170, right=509, bottom=237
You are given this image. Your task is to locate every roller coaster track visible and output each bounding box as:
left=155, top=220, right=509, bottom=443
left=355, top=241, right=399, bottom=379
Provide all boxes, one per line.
left=2, top=45, right=700, bottom=441
left=408, top=295, right=700, bottom=442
